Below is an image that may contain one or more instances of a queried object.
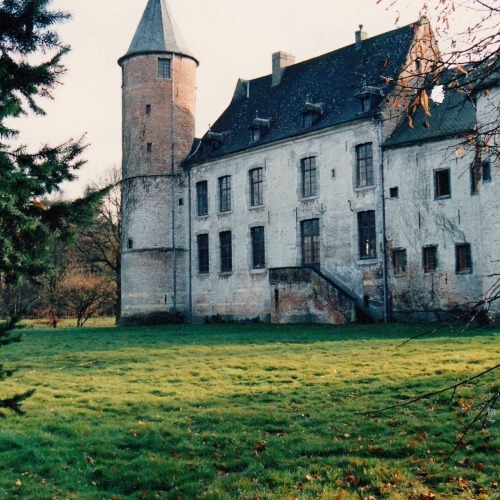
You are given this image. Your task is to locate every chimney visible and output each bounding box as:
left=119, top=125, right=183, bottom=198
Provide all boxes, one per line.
left=355, top=25, right=367, bottom=49
left=272, top=51, right=295, bottom=87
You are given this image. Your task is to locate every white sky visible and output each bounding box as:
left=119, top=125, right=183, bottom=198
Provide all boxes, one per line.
left=13, top=0, right=428, bottom=198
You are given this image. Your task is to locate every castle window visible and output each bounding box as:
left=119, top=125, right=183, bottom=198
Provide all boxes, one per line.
left=301, top=157, right=317, bottom=198
left=456, top=244, right=472, bottom=273
left=303, top=113, right=313, bottom=128
left=158, top=58, right=171, bottom=78
left=359, top=96, right=371, bottom=112
left=301, top=218, right=320, bottom=267
left=390, top=187, right=399, bottom=198
left=471, top=163, right=481, bottom=195
left=249, top=168, right=263, bottom=206
left=300, top=100, right=323, bottom=128
left=251, top=226, right=265, bottom=269
left=146, top=104, right=151, bottom=115
left=249, top=116, right=271, bottom=142
left=127, top=238, right=133, bottom=250
left=147, top=143, right=152, bottom=153
left=435, top=169, right=451, bottom=199
left=219, top=176, right=231, bottom=212
left=250, top=127, right=260, bottom=142
left=423, top=245, right=437, bottom=273
left=356, top=143, right=374, bottom=188
left=482, top=161, right=491, bottom=182
left=220, top=231, right=232, bottom=272
left=196, top=181, right=208, bottom=216
left=393, top=249, right=407, bottom=275
left=197, top=234, right=209, bottom=274
left=358, top=210, right=376, bottom=259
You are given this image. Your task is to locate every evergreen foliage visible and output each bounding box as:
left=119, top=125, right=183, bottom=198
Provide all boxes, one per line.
left=0, top=0, right=105, bottom=413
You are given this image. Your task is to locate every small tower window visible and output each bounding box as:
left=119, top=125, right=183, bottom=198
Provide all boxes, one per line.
left=127, top=238, right=134, bottom=249
left=158, top=58, right=171, bottom=79
left=390, top=187, right=399, bottom=198
left=146, top=105, right=151, bottom=115
left=147, top=143, right=152, bottom=153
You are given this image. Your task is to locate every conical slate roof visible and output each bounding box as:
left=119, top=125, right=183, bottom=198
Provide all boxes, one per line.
left=119, top=0, right=196, bottom=64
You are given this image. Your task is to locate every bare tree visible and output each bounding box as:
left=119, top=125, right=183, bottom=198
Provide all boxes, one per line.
left=61, top=272, right=116, bottom=327
left=76, top=166, right=122, bottom=323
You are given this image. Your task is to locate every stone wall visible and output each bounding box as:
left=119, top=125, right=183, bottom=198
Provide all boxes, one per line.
left=189, top=119, right=384, bottom=322
left=384, top=137, right=489, bottom=320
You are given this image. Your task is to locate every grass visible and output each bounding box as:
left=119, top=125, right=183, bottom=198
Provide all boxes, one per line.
left=0, top=322, right=499, bottom=499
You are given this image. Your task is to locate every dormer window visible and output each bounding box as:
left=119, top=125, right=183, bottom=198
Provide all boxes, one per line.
left=300, top=99, right=323, bottom=128
left=203, top=130, right=224, bottom=153
left=249, top=114, right=271, bottom=142
left=355, top=86, right=384, bottom=113
left=250, top=127, right=260, bottom=142
left=360, top=96, right=371, bottom=112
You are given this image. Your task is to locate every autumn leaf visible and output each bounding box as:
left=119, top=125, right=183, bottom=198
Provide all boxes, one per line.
left=171, top=451, right=180, bottom=458
left=86, top=456, right=94, bottom=465
left=408, top=116, right=414, bottom=128
left=420, top=89, right=431, bottom=116
left=30, top=200, right=47, bottom=210
left=475, top=462, right=485, bottom=470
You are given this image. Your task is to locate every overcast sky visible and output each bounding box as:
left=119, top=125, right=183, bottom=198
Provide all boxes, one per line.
left=13, top=0, right=428, bottom=198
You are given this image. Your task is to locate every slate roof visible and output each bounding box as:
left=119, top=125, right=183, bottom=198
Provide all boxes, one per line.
left=119, top=0, right=196, bottom=65
left=186, top=23, right=418, bottom=165
left=384, top=76, right=477, bottom=148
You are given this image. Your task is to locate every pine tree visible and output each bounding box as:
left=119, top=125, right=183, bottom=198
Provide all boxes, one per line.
left=0, top=0, right=104, bottom=413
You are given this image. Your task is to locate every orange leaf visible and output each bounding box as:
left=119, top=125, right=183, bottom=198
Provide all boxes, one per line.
left=420, top=89, right=431, bottom=116
left=171, top=451, right=180, bottom=458
left=408, top=116, right=414, bottom=128
left=86, top=456, right=94, bottom=465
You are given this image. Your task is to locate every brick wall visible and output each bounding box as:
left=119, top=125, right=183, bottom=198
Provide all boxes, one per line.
left=269, top=267, right=356, bottom=324
left=120, top=53, right=195, bottom=325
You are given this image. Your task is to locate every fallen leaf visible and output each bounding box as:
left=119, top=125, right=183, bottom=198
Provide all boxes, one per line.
left=171, top=451, right=180, bottom=458
left=86, top=456, right=94, bottom=465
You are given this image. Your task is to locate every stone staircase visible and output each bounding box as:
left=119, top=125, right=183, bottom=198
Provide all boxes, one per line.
left=269, top=267, right=357, bottom=324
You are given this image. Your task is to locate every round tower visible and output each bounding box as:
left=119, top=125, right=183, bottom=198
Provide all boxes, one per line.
left=118, top=0, right=197, bottom=325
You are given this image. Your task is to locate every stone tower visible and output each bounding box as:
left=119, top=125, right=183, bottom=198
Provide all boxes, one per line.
left=118, top=0, right=197, bottom=325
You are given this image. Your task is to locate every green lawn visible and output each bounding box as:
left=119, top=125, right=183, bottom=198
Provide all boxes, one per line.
left=0, top=323, right=498, bottom=499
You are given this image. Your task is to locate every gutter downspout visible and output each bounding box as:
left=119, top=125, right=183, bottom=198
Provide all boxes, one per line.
left=377, top=116, right=389, bottom=323
left=171, top=55, right=177, bottom=316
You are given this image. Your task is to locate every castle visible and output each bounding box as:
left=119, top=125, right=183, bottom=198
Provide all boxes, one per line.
left=119, top=0, right=500, bottom=325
